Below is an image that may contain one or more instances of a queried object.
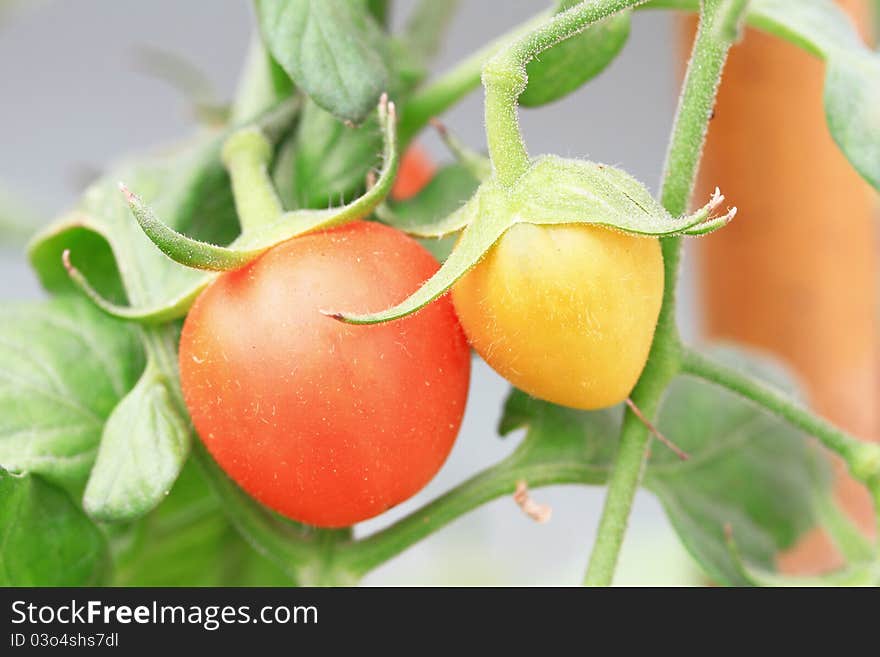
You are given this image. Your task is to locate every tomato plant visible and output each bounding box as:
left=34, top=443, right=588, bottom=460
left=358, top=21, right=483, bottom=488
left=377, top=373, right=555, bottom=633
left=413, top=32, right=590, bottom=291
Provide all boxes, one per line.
left=1, top=0, right=879, bottom=588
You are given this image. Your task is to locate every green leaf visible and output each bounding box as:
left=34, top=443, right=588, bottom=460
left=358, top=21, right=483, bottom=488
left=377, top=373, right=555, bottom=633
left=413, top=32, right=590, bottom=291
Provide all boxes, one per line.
left=824, top=51, right=880, bottom=190
left=83, top=352, right=191, bottom=522
left=649, top=347, right=831, bottom=586
left=380, top=163, right=479, bottom=261
left=256, top=0, right=388, bottom=123
left=747, top=0, right=880, bottom=190
left=497, top=346, right=832, bottom=586
left=0, top=183, right=42, bottom=247
left=382, top=164, right=479, bottom=234
left=520, top=4, right=630, bottom=107
left=274, top=99, right=382, bottom=210
left=498, top=391, right=618, bottom=486
left=0, top=468, right=108, bottom=586
left=112, top=462, right=291, bottom=586
left=0, top=297, right=144, bottom=494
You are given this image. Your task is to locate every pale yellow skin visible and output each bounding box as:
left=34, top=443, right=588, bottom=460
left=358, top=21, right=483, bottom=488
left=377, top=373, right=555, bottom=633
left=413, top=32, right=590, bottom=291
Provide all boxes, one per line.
left=452, top=222, right=664, bottom=410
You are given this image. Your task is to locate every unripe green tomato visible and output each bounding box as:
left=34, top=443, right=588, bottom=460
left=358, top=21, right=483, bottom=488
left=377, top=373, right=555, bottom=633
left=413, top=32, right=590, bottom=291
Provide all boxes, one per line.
left=452, top=222, right=663, bottom=410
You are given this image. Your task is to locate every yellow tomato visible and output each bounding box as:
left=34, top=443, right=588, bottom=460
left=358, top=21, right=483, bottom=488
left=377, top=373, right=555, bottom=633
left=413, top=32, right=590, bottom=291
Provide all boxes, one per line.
left=452, top=222, right=663, bottom=410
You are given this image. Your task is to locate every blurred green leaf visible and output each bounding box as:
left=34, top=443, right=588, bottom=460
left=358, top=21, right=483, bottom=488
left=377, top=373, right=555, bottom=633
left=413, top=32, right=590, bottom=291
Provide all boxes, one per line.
left=0, top=297, right=144, bottom=495
left=400, top=0, right=460, bottom=69
left=0, top=184, right=42, bottom=247
left=274, top=98, right=382, bottom=210
left=499, top=346, right=832, bottom=586
left=748, top=0, right=880, bottom=190
left=112, top=462, right=291, bottom=586
left=381, top=163, right=479, bottom=261
left=256, top=0, right=388, bottom=123
left=0, top=468, right=108, bottom=586
left=520, top=2, right=630, bottom=107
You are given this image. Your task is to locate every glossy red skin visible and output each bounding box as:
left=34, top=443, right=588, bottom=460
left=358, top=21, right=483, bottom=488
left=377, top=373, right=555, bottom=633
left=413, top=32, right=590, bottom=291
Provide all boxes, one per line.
left=179, top=221, right=471, bottom=527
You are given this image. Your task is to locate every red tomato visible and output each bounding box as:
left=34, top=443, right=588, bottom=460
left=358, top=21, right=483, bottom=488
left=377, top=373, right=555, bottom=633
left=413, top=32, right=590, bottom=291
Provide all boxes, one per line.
left=179, top=221, right=471, bottom=527
left=391, top=145, right=435, bottom=200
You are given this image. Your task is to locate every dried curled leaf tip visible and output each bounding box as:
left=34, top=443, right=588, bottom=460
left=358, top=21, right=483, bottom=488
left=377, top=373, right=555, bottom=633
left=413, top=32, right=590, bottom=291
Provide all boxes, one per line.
left=514, top=480, right=552, bottom=524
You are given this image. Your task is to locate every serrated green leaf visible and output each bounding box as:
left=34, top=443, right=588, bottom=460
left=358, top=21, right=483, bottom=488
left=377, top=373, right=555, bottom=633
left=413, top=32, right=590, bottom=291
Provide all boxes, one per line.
left=83, top=349, right=190, bottom=523
left=747, top=0, right=880, bottom=190
left=497, top=346, right=832, bottom=586
left=0, top=297, right=144, bottom=494
left=520, top=5, right=630, bottom=107
left=112, top=462, right=292, bottom=586
left=256, top=0, right=388, bottom=122
left=0, top=468, right=108, bottom=586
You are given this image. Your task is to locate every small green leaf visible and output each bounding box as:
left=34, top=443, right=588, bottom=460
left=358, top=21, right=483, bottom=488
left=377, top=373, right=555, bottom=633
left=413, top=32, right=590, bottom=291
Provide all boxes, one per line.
left=498, top=390, right=618, bottom=486
left=824, top=51, right=880, bottom=190
left=0, top=297, right=144, bottom=494
left=112, top=462, right=292, bottom=586
left=520, top=5, right=630, bottom=107
left=747, top=0, right=880, bottom=190
left=256, top=0, right=388, bottom=122
left=83, top=353, right=190, bottom=523
left=274, top=99, right=382, bottom=210
left=518, top=156, right=736, bottom=236
left=497, top=346, right=832, bottom=587
left=381, top=164, right=480, bottom=236
left=0, top=468, right=108, bottom=586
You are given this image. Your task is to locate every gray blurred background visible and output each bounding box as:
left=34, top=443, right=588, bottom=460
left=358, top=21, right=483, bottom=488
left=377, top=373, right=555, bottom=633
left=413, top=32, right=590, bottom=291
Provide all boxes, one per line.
left=0, top=0, right=703, bottom=585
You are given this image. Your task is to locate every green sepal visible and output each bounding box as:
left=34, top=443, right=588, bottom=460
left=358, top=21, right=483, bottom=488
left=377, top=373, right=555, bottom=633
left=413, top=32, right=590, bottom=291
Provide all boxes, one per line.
left=331, top=156, right=735, bottom=324
left=113, top=96, right=399, bottom=277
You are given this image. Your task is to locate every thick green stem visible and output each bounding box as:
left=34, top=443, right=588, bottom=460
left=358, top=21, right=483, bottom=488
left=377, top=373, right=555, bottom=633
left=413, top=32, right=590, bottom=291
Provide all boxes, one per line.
left=222, top=128, right=285, bottom=234
left=338, top=458, right=604, bottom=577
left=584, top=0, right=745, bottom=586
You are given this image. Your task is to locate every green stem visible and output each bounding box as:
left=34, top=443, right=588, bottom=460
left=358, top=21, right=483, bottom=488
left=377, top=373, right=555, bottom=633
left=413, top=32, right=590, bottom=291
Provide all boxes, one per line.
left=338, top=458, right=604, bottom=577
left=584, top=0, right=745, bottom=587
left=222, top=128, right=285, bottom=234
left=483, top=0, right=649, bottom=186
left=397, top=11, right=551, bottom=147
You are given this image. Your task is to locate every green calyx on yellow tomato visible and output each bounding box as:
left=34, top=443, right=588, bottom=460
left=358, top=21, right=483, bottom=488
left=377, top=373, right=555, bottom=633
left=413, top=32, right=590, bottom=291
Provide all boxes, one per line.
left=332, top=155, right=736, bottom=409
